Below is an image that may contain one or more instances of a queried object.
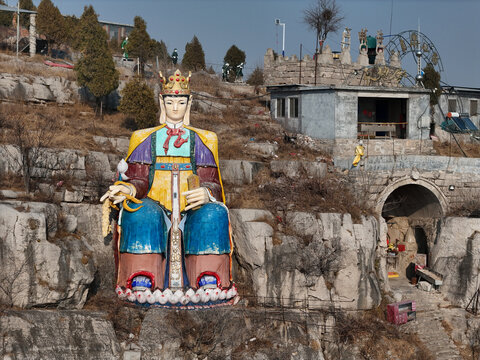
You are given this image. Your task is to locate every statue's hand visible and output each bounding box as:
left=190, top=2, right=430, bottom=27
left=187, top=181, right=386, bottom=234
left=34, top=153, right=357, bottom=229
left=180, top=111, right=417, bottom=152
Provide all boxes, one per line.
left=100, top=184, right=136, bottom=205
left=182, top=187, right=210, bottom=211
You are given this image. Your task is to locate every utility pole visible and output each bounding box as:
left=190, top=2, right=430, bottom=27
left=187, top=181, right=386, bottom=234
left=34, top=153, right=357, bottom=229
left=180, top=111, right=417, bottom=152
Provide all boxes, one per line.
left=275, top=19, right=286, bottom=57
left=16, top=1, right=19, bottom=57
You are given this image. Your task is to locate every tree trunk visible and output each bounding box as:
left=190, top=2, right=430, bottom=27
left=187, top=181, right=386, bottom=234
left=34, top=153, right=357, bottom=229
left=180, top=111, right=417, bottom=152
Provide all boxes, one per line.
left=22, top=149, right=30, bottom=194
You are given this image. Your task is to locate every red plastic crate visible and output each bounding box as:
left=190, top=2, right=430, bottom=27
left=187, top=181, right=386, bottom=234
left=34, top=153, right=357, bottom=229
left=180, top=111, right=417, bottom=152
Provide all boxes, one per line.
left=387, top=300, right=416, bottom=325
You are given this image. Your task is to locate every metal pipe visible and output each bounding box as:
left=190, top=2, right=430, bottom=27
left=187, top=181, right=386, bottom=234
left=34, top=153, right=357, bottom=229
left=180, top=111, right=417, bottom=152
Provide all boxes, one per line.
left=16, top=1, right=19, bottom=57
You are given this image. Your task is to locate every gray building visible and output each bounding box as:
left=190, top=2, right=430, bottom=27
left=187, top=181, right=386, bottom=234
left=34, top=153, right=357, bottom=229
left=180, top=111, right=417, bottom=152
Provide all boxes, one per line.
left=99, top=20, right=133, bottom=43
left=268, top=84, right=431, bottom=141
left=436, top=86, right=480, bottom=129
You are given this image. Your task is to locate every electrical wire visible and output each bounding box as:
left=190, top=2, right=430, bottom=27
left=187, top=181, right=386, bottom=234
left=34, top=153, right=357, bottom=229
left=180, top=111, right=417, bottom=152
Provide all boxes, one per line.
left=191, top=90, right=269, bottom=102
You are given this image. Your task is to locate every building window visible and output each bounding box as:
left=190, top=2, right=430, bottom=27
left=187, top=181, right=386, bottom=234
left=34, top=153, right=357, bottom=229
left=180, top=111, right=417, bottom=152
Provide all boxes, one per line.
left=276, top=98, right=286, bottom=117
left=448, top=99, right=457, bottom=112
left=289, top=98, right=298, bottom=118
left=471, top=100, right=478, bottom=116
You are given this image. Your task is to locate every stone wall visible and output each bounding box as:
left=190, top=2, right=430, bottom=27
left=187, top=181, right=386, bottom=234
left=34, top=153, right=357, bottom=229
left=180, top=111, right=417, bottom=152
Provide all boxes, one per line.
left=264, top=48, right=404, bottom=87
left=334, top=154, right=480, bottom=213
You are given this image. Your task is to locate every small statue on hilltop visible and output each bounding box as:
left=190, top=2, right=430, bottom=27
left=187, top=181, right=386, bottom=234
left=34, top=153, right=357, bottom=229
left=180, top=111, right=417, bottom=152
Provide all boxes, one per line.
left=101, top=70, right=236, bottom=308
left=222, top=62, right=230, bottom=82
left=358, top=28, right=367, bottom=54
left=341, top=27, right=351, bottom=50
left=171, top=48, right=178, bottom=65
left=121, top=37, right=129, bottom=60
left=235, top=62, right=244, bottom=83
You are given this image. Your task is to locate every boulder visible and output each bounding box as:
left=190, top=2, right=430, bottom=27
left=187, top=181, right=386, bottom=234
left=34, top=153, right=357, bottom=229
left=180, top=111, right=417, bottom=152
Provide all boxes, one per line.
left=0, top=310, right=120, bottom=359
left=418, top=281, right=432, bottom=292
left=220, top=160, right=264, bottom=185
left=430, top=217, right=480, bottom=307
left=61, top=203, right=114, bottom=290
left=230, top=209, right=274, bottom=269
left=244, top=142, right=278, bottom=157
left=270, top=160, right=327, bottom=179
left=0, top=203, right=95, bottom=308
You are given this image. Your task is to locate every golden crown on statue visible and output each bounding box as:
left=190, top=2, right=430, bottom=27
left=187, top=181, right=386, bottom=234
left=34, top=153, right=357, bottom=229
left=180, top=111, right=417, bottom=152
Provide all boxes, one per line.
left=159, top=69, right=191, bottom=95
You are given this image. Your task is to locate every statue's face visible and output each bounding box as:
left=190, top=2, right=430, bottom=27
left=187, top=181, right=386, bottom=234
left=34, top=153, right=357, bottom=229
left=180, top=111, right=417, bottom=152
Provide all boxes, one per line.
left=163, top=96, right=188, bottom=123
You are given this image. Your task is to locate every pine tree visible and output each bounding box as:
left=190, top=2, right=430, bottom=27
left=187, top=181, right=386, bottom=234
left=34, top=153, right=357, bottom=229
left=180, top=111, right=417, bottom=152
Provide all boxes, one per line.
left=119, top=77, right=158, bottom=129
left=423, top=63, right=441, bottom=105
left=224, top=45, right=246, bottom=82
left=19, top=0, right=36, bottom=27
left=75, top=5, right=119, bottom=119
left=246, top=66, right=264, bottom=87
left=182, top=35, right=205, bottom=71
left=37, top=0, right=66, bottom=55
left=63, top=15, right=80, bottom=49
left=125, top=16, right=154, bottom=76
left=152, top=39, right=169, bottom=63
left=0, top=0, right=13, bottom=27
left=224, top=45, right=246, bottom=70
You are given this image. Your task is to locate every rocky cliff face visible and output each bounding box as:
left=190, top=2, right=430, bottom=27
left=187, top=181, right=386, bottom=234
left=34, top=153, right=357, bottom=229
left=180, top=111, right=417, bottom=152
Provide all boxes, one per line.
left=231, top=209, right=382, bottom=310
left=430, top=217, right=480, bottom=307
left=0, top=72, right=124, bottom=107
left=0, top=203, right=95, bottom=308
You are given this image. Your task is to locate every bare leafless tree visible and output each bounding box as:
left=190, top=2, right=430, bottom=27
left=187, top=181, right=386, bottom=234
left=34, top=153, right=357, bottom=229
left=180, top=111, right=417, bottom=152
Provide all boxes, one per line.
left=303, top=0, right=344, bottom=53
left=3, top=113, right=57, bottom=194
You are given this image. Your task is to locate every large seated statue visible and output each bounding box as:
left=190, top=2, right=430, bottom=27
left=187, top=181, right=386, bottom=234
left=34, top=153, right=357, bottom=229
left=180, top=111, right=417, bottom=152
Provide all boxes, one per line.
left=101, top=70, right=236, bottom=307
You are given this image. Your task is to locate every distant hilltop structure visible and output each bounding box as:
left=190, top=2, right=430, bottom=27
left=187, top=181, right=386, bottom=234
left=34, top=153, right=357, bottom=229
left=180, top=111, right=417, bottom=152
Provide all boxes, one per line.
left=264, top=27, right=406, bottom=88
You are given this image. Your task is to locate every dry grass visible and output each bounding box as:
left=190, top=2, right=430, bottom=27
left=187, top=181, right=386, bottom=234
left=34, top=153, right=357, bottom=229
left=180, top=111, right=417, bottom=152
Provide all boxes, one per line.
left=227, top=170, right=374, bottom=223
left=0, top=102, right=131, bottom=152
left=433, top=140, right=480, bottom=158
left=334, top=311, right=434, bottom=360
left=0, top=52, right=76, bottom=81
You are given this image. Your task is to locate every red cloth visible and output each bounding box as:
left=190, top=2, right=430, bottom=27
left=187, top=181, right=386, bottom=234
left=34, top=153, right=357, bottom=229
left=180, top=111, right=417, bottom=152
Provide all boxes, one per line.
left=163, top=128, right=189, bottom=155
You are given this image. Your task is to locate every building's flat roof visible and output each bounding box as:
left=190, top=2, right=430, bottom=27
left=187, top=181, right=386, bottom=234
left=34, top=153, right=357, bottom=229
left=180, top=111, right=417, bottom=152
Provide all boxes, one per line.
left=267, top=84, right=430, bottom=94
left=442, top=86, right=480, bottom=94
left=0, top=4, right=36, bottom=14
left=99, top=20, right=133, bottom=28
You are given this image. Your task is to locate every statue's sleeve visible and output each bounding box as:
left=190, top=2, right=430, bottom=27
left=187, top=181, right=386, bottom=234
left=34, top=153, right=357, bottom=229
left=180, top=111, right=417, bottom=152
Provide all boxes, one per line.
left=124, top=135, right=153, bottom=199
left=198, top=167, right=222, bottom=202
left=124, top=163, right=150, bottom=199
left=194, top=132, right=223, bottom=202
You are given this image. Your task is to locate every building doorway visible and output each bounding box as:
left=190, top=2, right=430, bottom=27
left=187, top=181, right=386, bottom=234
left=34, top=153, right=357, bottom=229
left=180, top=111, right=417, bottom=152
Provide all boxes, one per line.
left=358, top=97, right=407, bottom=139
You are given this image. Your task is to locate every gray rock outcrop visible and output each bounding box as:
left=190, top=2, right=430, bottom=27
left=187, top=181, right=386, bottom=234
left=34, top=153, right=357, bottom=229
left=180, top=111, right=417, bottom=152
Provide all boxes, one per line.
left=231, top=209, right=382, bottom=310
left=0, top=310, right=120, bottom=359
left=0, top=73, right=76, bottom=104
left=0, top=203, right=95, bottom=308
left=139, top=307, right=325, bottom=360
left=0, top=72, right=125, bottom=107
left=431, top=217, right=480, bottom=307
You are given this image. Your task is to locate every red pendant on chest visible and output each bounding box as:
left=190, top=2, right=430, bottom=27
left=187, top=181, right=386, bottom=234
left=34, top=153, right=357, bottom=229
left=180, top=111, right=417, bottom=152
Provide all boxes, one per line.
left=163, top=128, right=189, bottom=155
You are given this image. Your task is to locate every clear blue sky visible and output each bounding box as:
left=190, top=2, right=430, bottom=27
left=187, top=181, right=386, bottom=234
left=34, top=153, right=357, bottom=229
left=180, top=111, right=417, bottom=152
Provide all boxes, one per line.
left=25, top=0, right=480, bottom=87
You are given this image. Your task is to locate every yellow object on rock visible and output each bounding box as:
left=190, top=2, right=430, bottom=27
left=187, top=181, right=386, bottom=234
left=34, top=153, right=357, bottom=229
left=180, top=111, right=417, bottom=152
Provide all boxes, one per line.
left=352, top=143, right=365, bottom=167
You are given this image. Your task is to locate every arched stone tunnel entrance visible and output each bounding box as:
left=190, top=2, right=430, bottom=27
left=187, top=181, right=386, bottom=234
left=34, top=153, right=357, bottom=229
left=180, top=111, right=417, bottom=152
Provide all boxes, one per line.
left=376, top=178, right=447, bottom=280
left=381, top=184, right=444, bottom=218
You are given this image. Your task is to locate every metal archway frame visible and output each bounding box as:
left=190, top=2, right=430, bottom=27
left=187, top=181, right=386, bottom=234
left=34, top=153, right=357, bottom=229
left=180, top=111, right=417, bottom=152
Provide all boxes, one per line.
left=384, top=30, right=444, bottom=73
left=374, top=177, right=448, bottom=217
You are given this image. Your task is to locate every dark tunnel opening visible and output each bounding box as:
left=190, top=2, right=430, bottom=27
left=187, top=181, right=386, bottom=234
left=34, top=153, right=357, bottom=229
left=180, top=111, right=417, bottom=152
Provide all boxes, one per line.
left=382, top=184, right=443, bottom=219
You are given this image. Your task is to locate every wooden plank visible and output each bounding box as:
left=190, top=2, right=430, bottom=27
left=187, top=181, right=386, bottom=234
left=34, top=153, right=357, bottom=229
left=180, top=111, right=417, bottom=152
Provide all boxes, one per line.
left=360, top=124, right=396, bottom=132
left=417, top=268, right=443, bottom=286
